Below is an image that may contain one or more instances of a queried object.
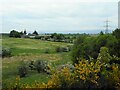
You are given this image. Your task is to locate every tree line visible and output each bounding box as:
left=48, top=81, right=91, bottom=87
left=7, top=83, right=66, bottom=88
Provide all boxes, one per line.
left=72, top=28, right=120, bottom=64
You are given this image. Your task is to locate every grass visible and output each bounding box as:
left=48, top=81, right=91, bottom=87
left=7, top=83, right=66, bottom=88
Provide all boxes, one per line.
left=2, top=36, right=73, bottom=88
left=2, top=38, right=72, bottom=56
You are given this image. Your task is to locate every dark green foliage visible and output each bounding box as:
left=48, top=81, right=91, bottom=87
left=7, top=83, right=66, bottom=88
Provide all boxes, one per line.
left=24, top=30, right=27, bottom=35
left=56, top=47, right=62, bottom=52
left=72, top=35, right=92, bottom=63
left=51, top=33, right=65, bottom=42
left=35, top=60, right=50, bottom=74
left=113, top=28, right=120, bottom=39
left=18, top=65, right=28, bottom=78
left=29, top=60, right=36, bottom=70
left=72, top=32, right=119, bottom=64
left=56, top=46, right=69, bottom=52
left=100, top=31, right=104, bottom=35
left=34, top=36, right=41, bottom=39
left=109, top=56, right=120, bottom=64
left=112, top=28, right=120, bottom=57
left=9, top=30, right=23, bottom=38
left=2, top=48, right=12, bottom=58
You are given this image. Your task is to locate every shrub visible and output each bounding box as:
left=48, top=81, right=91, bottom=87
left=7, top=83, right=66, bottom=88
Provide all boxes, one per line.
left=57, top=64, right=74, bottom=72
left=18, top=65, right=28, bottom=78
left=18, top=61, right=28, bottom=77
left=73, top=59, right=102, bottom=88
left=56, top=46, right=70, bottom=52
left=35, top=60, right=51, bottom=74
left=29, top=60, right=36, bottom=70
left=35, top=36, right=41, bottom=39
left=62, top=47, right=69, bottom=52
left=45, top=67, right=74, bottom=88
left=2, top=48, right=12, bottom=58
left=56, top=46, right=62, bottom=52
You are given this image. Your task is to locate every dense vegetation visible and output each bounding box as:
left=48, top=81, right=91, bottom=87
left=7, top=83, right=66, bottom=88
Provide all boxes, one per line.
left=2, top=28, right=120, bottom=89
left=72, top=29, right=120, bottom=64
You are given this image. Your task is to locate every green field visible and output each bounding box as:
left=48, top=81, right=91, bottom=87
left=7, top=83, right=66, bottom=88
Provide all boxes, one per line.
left=2, top=37, right=73, bottom=88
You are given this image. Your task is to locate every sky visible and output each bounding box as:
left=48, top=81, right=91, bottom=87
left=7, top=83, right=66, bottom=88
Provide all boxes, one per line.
left=0, top=0, right=120, bottom=34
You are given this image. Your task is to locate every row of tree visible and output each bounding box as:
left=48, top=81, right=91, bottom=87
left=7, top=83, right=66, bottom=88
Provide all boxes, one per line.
left=9, top=30, right=38, bottom=38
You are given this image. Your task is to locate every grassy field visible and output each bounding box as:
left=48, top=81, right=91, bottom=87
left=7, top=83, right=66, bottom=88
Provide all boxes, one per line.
left=2, top=37, right=73, bottom=88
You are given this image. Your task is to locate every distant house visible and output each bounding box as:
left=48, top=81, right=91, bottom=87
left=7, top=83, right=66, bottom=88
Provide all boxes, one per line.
left=28, top=34, right=37, bottom=39
left=29, top=35, right=36, bottom=39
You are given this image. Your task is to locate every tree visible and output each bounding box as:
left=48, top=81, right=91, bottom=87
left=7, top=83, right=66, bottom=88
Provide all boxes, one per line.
left=9, top=30, right=21, bottom=38
left=71, top=33, right=118, bottom=64
left=51, top=33, right=65, bottom=42
left=97, top=47, right=112, bottom=64
left=112, top=28, right=120, bottom=57
left=72, top=34, right=89, bottom=64
left=100, top=31, right=104, bottom=35
left=33, top=30, right=38, bottom=35
left=113, top=28, right=120, bottom=39
left=24, top=30, right=27, bottom=35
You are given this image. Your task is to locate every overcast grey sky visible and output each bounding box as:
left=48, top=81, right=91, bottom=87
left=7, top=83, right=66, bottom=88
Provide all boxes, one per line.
left=1, top=0, right=119, bottom=33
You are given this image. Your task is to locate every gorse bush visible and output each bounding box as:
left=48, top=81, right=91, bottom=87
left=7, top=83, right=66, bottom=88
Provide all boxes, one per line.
left=73, top=59, right=102, bottom=88
left=11, top=59, right=120, bottom=89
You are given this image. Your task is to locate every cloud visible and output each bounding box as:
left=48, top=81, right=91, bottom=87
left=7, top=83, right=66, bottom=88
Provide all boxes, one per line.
left=1, top=0, right=119, bottom=33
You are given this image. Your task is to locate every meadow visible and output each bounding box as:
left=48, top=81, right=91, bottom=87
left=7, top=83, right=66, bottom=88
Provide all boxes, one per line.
left=2, top=29, right=120, bottom=89
left=2, top=36, right=73, bottom=88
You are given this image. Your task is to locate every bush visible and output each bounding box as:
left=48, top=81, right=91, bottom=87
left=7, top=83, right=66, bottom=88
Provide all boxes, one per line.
left=62, top=47, right=69, bottom=52
left=56, top=46, right=69, bottom=52
left=29, top=60, right=36, bottom=70
left=57, top=64, right=74, bottom=72
left=18, top=65, right=28, bottom=78
left=35, top=36, right=41, bottom=39
left=35, top=60, right=51, bottom=74
left=2, top=48, right=12, bottom=58
left=56, top=47, right=62, bottom=52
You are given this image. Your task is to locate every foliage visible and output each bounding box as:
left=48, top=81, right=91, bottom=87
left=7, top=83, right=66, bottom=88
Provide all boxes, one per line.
left=113, top=28, right=120, bottom=39
left=97, top=47, right=112, bottom=64
left=9, top=30, right=23, bottom=38
left=112, top=28, right=120, bottom=57
left=51, top=33, right=65, bottom=42
left=2, top=47, right=12, bottom=57
left=73, top=59, right=103, bottom=88
left=18, top=61, right=28, bottom=78
left=8, top=59, right=120, bottom=89
left=29, top=60, right=36, bottom=70
left=34, top=60, right=51, bottom=74
left=72, top=33, right=118, bottom=64
left=56, top=46, right=70, bottom=53
left=107, top=64, right=120, bottom=88
left=24, top=30, right=27, bottom=35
